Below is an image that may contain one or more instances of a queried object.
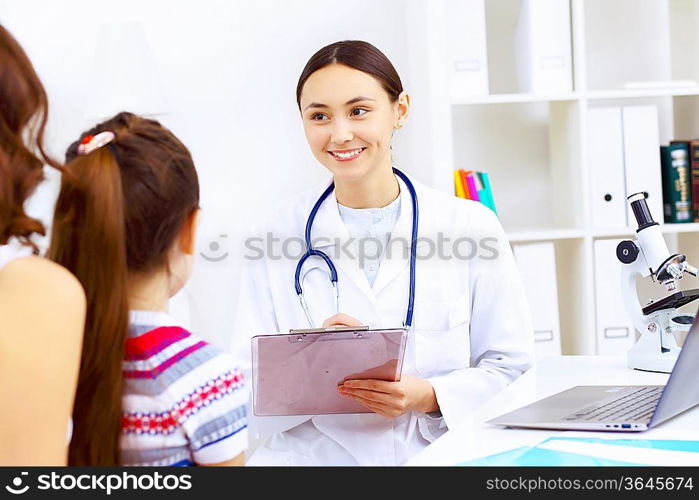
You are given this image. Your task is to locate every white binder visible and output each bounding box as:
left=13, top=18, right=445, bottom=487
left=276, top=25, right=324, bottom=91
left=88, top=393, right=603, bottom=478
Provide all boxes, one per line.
left=621, top=105, right=664, bottom=225
left=512, top=242, right=562, bottom=359
left=514, top=0, right=573, bottom=94
left=593, top=239, right=636, bottom=355
left=446, top=0, right=489, bottom=99
left=588, top=107, right=627, bottom=228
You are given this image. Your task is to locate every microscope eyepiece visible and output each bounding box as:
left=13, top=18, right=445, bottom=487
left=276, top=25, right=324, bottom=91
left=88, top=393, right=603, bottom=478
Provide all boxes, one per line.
left=628, top=192, right=658, bottom=231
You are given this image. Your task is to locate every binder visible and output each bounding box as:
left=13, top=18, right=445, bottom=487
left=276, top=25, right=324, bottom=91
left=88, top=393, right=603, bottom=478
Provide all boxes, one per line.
left=621, top=105, right=664, bottom=226
left=593, top=239, right=636, bottom=355
left=512, top=242, right=562, bottom=359
left=446, top=0, right=489, bottom=99
left=587, top=105, right=663, bottom=228
left=251, top=327, right=407, bottom=416
left=587, top=107, right=627, bottom=228
left=514, top=0, right=573, bottom=93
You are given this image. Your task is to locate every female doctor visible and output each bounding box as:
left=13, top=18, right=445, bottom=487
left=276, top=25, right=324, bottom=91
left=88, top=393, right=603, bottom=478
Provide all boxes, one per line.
left=233, top=40, right=533, bottom=466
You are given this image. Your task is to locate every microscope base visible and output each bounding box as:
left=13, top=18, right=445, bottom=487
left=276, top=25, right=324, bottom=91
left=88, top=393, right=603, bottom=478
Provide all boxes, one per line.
left=627, top=333, right=679, bottom=373
left=627, top=353, right=678, bottom=373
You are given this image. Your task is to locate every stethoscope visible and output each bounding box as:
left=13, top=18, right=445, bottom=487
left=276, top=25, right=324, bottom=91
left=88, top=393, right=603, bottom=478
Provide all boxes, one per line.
left=294, top=167, right=418, bottom=328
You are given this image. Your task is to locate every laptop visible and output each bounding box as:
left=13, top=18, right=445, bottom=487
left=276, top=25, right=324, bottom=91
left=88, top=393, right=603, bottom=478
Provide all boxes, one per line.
left=487, top=312, right=699, bottom=432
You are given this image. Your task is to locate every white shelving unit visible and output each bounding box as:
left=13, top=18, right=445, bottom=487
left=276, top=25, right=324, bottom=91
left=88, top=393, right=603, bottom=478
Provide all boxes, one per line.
left=405, top=0, right=699, bottom=356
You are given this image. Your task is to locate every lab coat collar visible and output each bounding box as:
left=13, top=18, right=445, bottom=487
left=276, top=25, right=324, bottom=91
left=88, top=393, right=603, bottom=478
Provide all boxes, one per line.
left=309, top=183, right=375, bottom=300
left=307, top=173, right=424, bottom=301
left=371, top=175, right=415, bottom=296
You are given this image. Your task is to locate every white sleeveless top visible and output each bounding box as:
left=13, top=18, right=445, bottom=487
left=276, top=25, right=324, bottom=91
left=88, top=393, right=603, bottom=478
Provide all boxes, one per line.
left=0, top=241, right=33, bottom=271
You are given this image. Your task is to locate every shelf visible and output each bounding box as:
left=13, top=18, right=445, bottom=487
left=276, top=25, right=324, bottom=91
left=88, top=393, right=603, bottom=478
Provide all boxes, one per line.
left=452, top=88, right=699, bottom=107
left=593, top=223, right=699, bottom=239
left=586, top=87, right=699, bottom=100
left=662, top=223, right=699, bottom=234
left=592, top=227, right=634, bottom=238
left=431, top=0, right=699, bottom=357
left=452, top=92, right=580, bottom=106
left=506, top=228, right=585, bottom=243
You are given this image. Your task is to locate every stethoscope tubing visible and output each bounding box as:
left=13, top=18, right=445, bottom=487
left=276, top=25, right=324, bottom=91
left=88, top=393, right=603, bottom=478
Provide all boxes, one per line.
left=295, top=167, right=418, bottom=328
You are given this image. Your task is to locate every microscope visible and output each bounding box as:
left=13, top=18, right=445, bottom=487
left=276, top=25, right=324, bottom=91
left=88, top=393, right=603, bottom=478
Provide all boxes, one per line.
left=616, top=192, right=699, bottom=373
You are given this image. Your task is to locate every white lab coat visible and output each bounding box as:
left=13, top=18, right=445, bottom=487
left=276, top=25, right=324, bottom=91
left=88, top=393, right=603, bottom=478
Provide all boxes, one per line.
left=231, top=174, right=534, bottom=466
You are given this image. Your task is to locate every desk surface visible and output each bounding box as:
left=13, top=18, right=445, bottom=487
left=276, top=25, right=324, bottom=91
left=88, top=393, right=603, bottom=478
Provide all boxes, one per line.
left=407, top=355, right=699, bottom=466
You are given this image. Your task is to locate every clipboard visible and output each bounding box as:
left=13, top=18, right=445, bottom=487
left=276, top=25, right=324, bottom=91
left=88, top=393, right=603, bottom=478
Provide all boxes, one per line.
left=251, top=326, right=408, bottom=416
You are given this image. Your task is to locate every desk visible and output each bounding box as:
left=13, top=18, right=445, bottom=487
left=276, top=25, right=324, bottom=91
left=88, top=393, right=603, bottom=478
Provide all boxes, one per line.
left=407, top=355, right=699, bottom=466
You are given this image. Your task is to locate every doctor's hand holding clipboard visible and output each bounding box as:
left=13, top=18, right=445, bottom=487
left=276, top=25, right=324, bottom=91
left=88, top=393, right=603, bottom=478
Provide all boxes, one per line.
left=322, top=314, right=440, bottom=419
left=231, top=40, right=534, bottom=466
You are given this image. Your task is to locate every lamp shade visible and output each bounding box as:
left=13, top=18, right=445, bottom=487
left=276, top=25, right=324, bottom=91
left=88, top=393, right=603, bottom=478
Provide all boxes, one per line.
left=83, top=21, right=168, bottom=121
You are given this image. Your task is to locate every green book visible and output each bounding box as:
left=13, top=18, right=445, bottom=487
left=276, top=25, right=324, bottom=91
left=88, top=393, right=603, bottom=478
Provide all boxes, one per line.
left=476, top=171, right=498, bottom=216
left=660, top=143, right=693, bottom=223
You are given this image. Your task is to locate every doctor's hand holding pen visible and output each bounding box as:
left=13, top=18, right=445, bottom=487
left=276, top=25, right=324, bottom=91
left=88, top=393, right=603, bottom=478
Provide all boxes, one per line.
left=322, top=313, right=440, bottom=418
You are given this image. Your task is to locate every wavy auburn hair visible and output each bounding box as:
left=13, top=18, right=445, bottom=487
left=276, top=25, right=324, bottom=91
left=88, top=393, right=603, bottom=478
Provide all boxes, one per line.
left=0, top=25, right=61, bottom=252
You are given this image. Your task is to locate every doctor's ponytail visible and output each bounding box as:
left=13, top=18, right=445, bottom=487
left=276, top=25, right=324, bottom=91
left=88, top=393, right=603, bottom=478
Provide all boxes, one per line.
left=48, top=112, right=199, bottom=465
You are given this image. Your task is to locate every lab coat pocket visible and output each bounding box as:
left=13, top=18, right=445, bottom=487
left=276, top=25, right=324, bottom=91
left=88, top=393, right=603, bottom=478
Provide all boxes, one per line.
left=413, top=296, right=470, bottom=377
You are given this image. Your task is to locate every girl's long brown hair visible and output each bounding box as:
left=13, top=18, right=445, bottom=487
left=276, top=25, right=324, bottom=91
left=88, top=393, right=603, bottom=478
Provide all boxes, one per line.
left=0, top=25, right=61, bottom=252
left=49, top=112, right=199, bottom=465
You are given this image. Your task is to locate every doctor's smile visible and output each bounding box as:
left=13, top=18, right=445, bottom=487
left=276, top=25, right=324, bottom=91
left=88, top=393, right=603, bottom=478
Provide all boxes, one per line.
left=328, top=147, right=366, bottom=161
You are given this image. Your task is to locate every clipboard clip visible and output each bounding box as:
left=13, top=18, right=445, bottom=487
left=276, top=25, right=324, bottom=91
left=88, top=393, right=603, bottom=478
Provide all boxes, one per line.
left=289, top=325, right=370, bottom=334
left=288, top=325, right=371, bottom=343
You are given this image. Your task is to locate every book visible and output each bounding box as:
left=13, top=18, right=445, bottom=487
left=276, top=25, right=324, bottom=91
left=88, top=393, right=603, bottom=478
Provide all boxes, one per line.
left=692, top=141, right=699, bottom=223
left=477, top=172, right=498, bottom=215
left=453, top=170, right=498, bottom=215
left=453, top=169, right=465, bottom=198
left=459, top=169, right=472, bottom=199
left=464, top=171, right=480, bottom=202
left=661, top=143, right=693, bottom=223
left=673, top=140, right=699, bottom=222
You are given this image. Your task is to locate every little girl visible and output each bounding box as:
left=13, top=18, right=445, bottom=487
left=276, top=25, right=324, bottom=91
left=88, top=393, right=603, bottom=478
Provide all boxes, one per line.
left=49, top=112, right=247, bottom=466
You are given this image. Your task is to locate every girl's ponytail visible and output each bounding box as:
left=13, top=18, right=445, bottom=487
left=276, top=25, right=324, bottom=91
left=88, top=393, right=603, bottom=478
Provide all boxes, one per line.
left=49, top=145, right=128, bottom=465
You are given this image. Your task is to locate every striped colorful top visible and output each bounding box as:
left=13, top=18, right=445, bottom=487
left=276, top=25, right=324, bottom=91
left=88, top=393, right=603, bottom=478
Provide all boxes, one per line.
left=121, top=310, right=248, bottom=466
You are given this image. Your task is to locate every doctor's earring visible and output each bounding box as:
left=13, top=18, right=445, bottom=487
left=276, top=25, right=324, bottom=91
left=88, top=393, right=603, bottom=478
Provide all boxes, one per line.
left=396, top=121, right=403, bottom=129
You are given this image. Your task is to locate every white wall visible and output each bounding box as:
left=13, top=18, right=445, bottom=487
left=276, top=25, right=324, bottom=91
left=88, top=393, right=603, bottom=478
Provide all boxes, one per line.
left=0, top=0, right=427, bottom=349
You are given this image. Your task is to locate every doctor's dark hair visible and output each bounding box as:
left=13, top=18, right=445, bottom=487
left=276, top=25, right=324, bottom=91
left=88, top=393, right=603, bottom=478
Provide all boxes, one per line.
left=48, top=111, right=200, bottom=465
left=0, top=25, right=61, bottom=252
left=296, top=40, right=403, bottom=107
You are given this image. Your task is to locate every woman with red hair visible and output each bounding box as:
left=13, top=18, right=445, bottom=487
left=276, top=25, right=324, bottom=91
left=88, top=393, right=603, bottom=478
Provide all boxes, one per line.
left=0, top=25, right=85, bottom=465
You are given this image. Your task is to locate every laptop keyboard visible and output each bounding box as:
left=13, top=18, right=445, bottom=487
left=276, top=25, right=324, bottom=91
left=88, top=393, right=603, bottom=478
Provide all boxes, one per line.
left=562, top=387, right=663, bottom=423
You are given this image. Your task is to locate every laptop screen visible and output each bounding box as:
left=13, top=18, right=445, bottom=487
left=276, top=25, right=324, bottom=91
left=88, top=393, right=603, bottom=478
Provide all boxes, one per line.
left=649, top=312, right=699, bottom=426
